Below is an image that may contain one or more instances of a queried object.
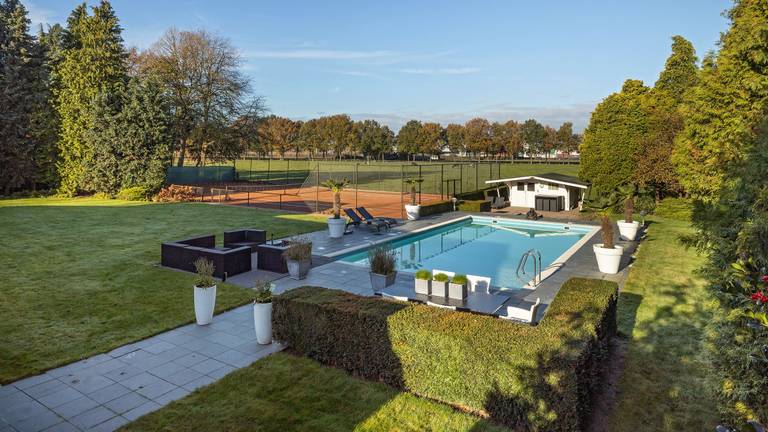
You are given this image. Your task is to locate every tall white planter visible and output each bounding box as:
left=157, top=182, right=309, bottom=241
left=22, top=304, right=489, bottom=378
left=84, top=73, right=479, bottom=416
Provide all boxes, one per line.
left=253, top=302, right=272, bottom=344
left=327, top=217, right=346, bottom=238
left=405, top=204, right=421, bottom=220
left=617, top=220, right=640, bottom=241
left=593, top=244, right=624, bottom=274
left=194, top=285, right=217, bottom=325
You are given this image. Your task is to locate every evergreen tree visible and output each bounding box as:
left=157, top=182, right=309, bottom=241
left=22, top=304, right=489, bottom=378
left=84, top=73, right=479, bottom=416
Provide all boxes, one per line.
left=55, top=1, right=127, bottom=195
left=672, top=0, right=768, bottom=421
left=0, top=0, right=54, bottom=193
left=86, top=78, right=172, bottom=195
left=579, top=80, right=651, bottom=194
left=655, top=35, right=699, bottom=102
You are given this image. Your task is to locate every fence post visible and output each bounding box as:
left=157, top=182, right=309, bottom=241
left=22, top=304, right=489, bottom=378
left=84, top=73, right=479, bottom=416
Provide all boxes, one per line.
left=315, top=162, right=319, bottom=213
left=267, top=158, right=271, bottom=182
left=247, top=189, right=250, bottom=206
left=440, top=164, right=444, bottom=199
left=475, top=161, right=479, bottom=192
left=284, top=159, right=289, bottom=194
left=459, top=165, right=463, bottom=195
left=418, top=165, right=422, bottom=204
left=354, top=163, right=359, bottom=208
left=400, top=164, right=405, bottom=219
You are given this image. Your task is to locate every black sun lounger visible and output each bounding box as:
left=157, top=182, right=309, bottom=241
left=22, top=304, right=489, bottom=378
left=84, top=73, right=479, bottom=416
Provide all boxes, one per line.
left=343, top=208, right=388, bottom=232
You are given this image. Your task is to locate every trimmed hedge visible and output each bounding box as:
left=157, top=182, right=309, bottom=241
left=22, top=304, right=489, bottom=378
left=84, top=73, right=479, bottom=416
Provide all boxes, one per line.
left=419, top=200, right=454, bottom=216
left=458, top=199, right=491, bottom=212
left=274, top=278, right=618, bottom=431
left=116, top=186, right=151, bottom=201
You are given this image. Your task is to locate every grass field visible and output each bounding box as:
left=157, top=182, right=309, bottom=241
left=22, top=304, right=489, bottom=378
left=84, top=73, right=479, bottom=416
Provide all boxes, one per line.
left=122, top=352, right=506, bottom=432
left=228, top=159, right=581, bottom=196
left=0, top=197, right=325, bottom=383
left=608, top=205, right=719, bottom=430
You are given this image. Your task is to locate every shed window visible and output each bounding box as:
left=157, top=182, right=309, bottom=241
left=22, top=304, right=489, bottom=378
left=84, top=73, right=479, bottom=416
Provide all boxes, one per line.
left=517, top=182, right=524, bottom=191
left=547, top=183, right=558, bottom=191
left=527, top=183, right=535, bottom=191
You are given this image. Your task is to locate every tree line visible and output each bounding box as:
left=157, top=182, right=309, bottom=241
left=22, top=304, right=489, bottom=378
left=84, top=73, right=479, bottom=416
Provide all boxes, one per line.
left=1, top=0, right=583, bottom=196
left=255, top=115, right=580, bottom=161
left=579, top=0, right=768, bottom=423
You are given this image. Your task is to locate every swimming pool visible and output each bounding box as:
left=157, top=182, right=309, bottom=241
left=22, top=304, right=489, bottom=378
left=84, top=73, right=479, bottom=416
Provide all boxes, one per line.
left=338, top=216, right=596, bottom=289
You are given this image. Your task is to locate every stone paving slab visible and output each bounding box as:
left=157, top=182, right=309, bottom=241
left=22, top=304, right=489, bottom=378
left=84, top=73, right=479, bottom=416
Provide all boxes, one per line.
left=0, top=304, right=283, bottom=432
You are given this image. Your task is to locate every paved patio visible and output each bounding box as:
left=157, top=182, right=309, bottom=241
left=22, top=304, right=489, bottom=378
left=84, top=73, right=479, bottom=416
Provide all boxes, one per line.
left=0, top=307, right=282, bottom=432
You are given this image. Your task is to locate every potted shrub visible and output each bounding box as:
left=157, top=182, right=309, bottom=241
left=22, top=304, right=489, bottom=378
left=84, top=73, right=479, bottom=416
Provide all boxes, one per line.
left=252, top=279, right=274, bottom=345
left=431, top=273, right=449, bottom=297
left=448, top=274, right=468, bottom=300
left=403, top=178, right=424, bottom=220
left=282, top=236, right=312, bottom=280
left=322, top=178, right=349, bottom=238
left=584, top=189, right=624, bottom=274
left=616, top=184, right=641, bottom=241
left=193, top=258, right=217, bottom=325
left=368, top=245, right=397, bottom=292
left=414, top=269, right=431, bottom=295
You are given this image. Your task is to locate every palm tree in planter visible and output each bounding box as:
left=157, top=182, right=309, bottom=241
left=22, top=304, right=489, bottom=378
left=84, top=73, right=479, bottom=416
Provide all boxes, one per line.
left=369, top=245, right=397, bottom=292
left=321, top=178, right=349, bottom=238
left=252, top=279, right=274, bottom=345
left=404, top=178, right=424, bottom=220
left=616, top=184, right=643, bottom=241
left=193, top=258, right=217, bottom=325
left=583, top=189, right=623, bottom=274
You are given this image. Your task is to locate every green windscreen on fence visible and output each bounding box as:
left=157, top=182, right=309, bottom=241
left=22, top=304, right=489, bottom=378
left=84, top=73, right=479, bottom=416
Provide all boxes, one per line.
left=166, top=166, right=235, bottom=184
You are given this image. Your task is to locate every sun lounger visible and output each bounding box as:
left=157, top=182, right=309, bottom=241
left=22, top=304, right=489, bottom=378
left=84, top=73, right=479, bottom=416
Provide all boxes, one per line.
left=356, top=207, right=398, bottom=227
left=343, top=208, right=388, bottom=232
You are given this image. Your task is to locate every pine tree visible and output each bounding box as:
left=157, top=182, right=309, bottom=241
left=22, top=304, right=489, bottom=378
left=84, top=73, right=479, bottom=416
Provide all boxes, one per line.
left=86, top=78, right=172, bottom=195
left=55, top=1, right=127, bottom=195
left=0, top=0, right=53, bottom=194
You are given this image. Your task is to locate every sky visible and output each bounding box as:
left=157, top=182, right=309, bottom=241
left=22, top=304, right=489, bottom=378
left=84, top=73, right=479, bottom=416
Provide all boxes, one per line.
left=23, top=0, right=732, bottom=132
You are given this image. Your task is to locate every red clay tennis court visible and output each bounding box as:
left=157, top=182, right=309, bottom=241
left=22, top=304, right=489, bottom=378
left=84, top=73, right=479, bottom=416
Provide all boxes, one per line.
left=197, top=183, right=445, bottom=219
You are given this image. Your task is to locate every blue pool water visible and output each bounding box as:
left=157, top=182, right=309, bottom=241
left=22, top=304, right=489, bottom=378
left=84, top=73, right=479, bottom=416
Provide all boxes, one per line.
left=338, top=216, right=593, bottom=289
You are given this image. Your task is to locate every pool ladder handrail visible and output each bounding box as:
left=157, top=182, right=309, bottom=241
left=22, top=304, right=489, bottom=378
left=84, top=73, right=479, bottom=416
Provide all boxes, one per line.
left=516, top=248, right=542, bottom=287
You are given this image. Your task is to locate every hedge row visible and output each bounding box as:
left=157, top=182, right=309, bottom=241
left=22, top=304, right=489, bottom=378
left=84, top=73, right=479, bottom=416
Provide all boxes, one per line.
left=273, top=278, right=618, bottom=431
left=419, top=200, right=454, bottom=216
left=458, top=199, right=491, bottom=212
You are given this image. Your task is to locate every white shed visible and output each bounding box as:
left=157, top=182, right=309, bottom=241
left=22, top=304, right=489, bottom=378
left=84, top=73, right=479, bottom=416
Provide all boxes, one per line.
left=485, top=173, right=589, bottom=212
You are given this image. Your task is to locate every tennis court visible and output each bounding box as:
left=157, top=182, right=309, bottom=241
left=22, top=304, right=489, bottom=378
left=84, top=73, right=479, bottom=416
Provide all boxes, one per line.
left=200, top=182, right=445, bottom=219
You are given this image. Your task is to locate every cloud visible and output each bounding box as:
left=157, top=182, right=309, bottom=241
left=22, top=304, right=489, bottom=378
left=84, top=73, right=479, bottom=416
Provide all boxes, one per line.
left=346, top=102, right=596, bottom=133
left=25, top=2, right=55, bottom=28
left=398, top=67, right=481, bottom=75
left=329, top=86, right=341, bottom=93
left=330, top=70, right=388, bottom=80
left=245, top=49, right=396, bottom=60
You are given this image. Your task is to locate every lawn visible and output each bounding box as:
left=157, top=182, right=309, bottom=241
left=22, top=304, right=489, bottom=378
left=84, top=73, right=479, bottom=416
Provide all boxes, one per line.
left=0, top=197, right=326, bottom=383
left=121, top=352, right=506, bottom=432
left=608, top=208, right=719, bottom=430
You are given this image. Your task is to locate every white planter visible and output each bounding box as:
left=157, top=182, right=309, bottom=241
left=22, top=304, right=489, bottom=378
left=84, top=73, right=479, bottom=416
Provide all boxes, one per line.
left=414, top=278, right=431, bottom=295
left=327, top=217, right=346, bottom=238
left=193, top=285, right=217, bottom=325
left=431, top=280, right=448, bottom=297
left=448, top=282, right=467, bottom=300
left=617, top=220, right=640, bottom=241
left=253, top=301, right=272, bottom=345
left=593, top=244, right=624, bottom=274
left=405, top=204, right=421, bottom=221
left=287, top=259, right=311, bottom=280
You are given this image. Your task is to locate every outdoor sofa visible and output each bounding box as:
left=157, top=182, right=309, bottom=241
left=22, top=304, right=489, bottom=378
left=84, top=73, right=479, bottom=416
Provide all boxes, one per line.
left=161, top=234, right=251, bottom=279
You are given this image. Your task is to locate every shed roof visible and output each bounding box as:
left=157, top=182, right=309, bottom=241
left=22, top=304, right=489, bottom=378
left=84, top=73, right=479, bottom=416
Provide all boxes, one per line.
left=485, top=172, right=589, bottom=189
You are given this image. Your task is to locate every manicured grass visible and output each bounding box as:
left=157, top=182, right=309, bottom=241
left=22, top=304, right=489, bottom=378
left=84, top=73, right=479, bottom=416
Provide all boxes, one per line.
left=608, top=214, right=719, bottom=430
left=121, top=352, right=507, bottom=432
left=0, top=197, right=326, bottom=383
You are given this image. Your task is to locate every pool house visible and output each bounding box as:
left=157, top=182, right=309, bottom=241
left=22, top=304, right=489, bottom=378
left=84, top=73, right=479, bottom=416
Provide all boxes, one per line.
left=486, top=172, right=589, bottom=212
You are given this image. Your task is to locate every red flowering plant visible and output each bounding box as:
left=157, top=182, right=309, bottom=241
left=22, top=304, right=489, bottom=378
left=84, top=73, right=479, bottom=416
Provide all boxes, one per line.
left=729, top=259, right=768, bottom=328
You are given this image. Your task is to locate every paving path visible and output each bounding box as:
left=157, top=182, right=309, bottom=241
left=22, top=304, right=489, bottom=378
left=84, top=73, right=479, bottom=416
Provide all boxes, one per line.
left=0, top=305, right=281, bottom=432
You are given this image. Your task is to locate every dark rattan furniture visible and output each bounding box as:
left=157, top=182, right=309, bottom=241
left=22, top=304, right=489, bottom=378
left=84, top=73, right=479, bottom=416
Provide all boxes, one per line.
left=256, top=242, right=290, bottom=273
left=161, top=234, right=251, bottom=279
left=223, top=229, right=266, bottom=252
